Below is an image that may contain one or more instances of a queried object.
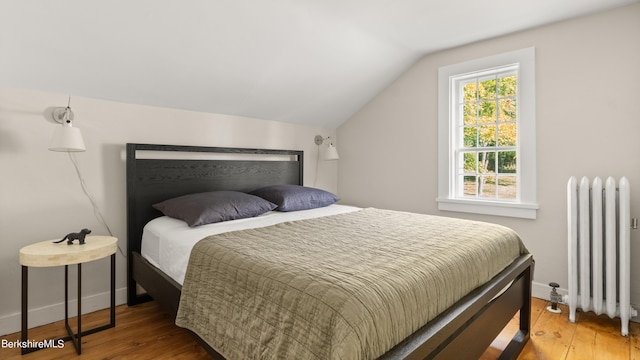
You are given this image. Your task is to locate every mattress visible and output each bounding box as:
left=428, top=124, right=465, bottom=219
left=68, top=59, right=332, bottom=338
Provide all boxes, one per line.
left=141, top=204, right=361, bottom=284
left=175, top=208, right=528, bottom=359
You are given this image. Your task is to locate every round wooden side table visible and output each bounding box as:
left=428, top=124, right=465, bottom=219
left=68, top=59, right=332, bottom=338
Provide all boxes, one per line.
left=19, top=235, right=117, bottom=355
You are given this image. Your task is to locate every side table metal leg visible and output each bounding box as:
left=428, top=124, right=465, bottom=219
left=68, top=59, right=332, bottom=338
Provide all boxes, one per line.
left=65, top=265, right=68, bottom=331
left=110, top=254, right=116, bottom=326
left=21, top=266, right=28, bottom=355
left=77, top=263, right=82, bottom=354
left=64, top=264, right=82, bottom=355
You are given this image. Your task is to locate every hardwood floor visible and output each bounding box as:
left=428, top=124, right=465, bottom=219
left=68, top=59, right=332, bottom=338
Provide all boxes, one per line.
left=0, top=301, right=210, bottom=360
left=1, top=298, right=638, bottom=359
left=483, top=298, right=640, bottom=360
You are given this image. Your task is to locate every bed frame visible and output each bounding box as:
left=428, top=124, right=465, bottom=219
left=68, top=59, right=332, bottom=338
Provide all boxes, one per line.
left=126, top=143, right=534, bottom=359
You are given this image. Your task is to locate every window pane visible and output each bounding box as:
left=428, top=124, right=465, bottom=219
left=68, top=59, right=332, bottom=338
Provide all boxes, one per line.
left=478, top=151, right=495, bottom=173
left=498, top=99, right=516, bottom=122
left=479, top=176, right=496, bottom=198
left=498, top=75, right=517, bottom=97
left=498, top=176, right=517, bottom=200
left=463, top=152, right=476, bottom=172
left=463, top=176, right=477, bottom=197
left=477, top=101, right=496, bottom=123
left=479, top=76, right=496, bottom=100
left=463, top=126, right=477, bottom=147
left=463, top=103, right=477, bottom=124
left=478, top=125, right=496, bottom=147
left=463, top=81, right=477, bottom=102
left=498, top=151, right=517, bottom=173
left=497, top=123, right=516, bottom=146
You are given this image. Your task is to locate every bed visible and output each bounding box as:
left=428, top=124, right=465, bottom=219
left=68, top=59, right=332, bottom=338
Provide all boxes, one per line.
left=126, top=143, right=534, bottom=359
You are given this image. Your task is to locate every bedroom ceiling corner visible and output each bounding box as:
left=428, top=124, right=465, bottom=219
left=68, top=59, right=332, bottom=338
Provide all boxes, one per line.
left=1, top=0, right=637, bottom=128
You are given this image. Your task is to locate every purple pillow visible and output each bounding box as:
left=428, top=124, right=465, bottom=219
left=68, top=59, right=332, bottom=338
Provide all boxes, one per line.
left=250, top=185, right=339, bottom=212
left=152, top=191, right=277, bottom=227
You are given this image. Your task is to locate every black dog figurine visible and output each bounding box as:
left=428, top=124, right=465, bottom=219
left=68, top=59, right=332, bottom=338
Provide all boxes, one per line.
left=53, top=228, right=91, bottom=245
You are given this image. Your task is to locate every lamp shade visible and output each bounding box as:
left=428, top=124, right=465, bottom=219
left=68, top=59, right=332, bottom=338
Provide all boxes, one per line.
left=49, top=125, right=86, bottom=152
left=324, top=144, right=339, bottom=160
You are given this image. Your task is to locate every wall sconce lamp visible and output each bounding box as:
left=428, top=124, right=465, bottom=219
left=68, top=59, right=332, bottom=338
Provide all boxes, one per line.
left=49, top=98, right=86, bottom=152
left=314, top=135, right=339, bottom=160
left=45, top=97, right=121, bottom=255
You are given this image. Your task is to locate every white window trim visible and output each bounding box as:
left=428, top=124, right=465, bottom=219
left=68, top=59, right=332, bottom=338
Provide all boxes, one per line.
left=437, top=47, right=538, bottom=219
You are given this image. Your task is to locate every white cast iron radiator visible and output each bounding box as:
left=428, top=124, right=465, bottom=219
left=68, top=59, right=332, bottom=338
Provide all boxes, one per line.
left=566, top=176, right=637, bottom=336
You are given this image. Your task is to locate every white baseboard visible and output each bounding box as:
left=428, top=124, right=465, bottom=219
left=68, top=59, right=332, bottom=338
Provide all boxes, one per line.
left=0, top=287, right=127, bottom=337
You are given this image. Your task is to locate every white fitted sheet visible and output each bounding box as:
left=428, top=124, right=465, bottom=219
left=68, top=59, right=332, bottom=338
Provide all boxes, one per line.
left=141, top=204, right=361, bottom=285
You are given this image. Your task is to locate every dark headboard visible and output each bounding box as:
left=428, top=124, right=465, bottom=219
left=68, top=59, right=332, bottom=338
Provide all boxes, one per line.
left=126, top=143, right=303, bottom=299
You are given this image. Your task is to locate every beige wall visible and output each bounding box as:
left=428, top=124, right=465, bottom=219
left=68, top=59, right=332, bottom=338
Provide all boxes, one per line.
left=338, top=4, right=640, bottom=305
left=0, top=88, right=337, bottom=334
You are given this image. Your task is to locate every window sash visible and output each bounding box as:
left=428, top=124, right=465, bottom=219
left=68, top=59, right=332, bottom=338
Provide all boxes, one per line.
left=451, top=66, right=520, bottom=202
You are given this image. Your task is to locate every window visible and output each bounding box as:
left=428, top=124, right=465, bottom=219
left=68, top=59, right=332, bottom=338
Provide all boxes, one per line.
left=437, top=48, right=538, bottom=219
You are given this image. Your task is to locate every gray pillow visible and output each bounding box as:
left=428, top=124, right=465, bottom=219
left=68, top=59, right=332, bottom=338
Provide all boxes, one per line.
left=152, top=191, right=277, bottom=227
left=250, top=184, right=339, bottom=212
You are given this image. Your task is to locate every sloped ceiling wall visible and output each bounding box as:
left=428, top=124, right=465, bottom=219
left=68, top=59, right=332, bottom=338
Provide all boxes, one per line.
left=1, top=0, right=637, bottom=127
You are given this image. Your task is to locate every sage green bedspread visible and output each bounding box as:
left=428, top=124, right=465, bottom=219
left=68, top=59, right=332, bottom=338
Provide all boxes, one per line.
left=176, top=208, right=528, bottom=360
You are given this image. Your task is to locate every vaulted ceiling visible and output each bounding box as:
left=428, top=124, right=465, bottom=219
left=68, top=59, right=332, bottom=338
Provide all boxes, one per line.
left=1, top=0, right=637, bottom=127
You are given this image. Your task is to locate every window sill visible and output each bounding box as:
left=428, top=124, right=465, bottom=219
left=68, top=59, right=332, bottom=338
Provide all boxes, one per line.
left=436, top=198, right=538, bottom=219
